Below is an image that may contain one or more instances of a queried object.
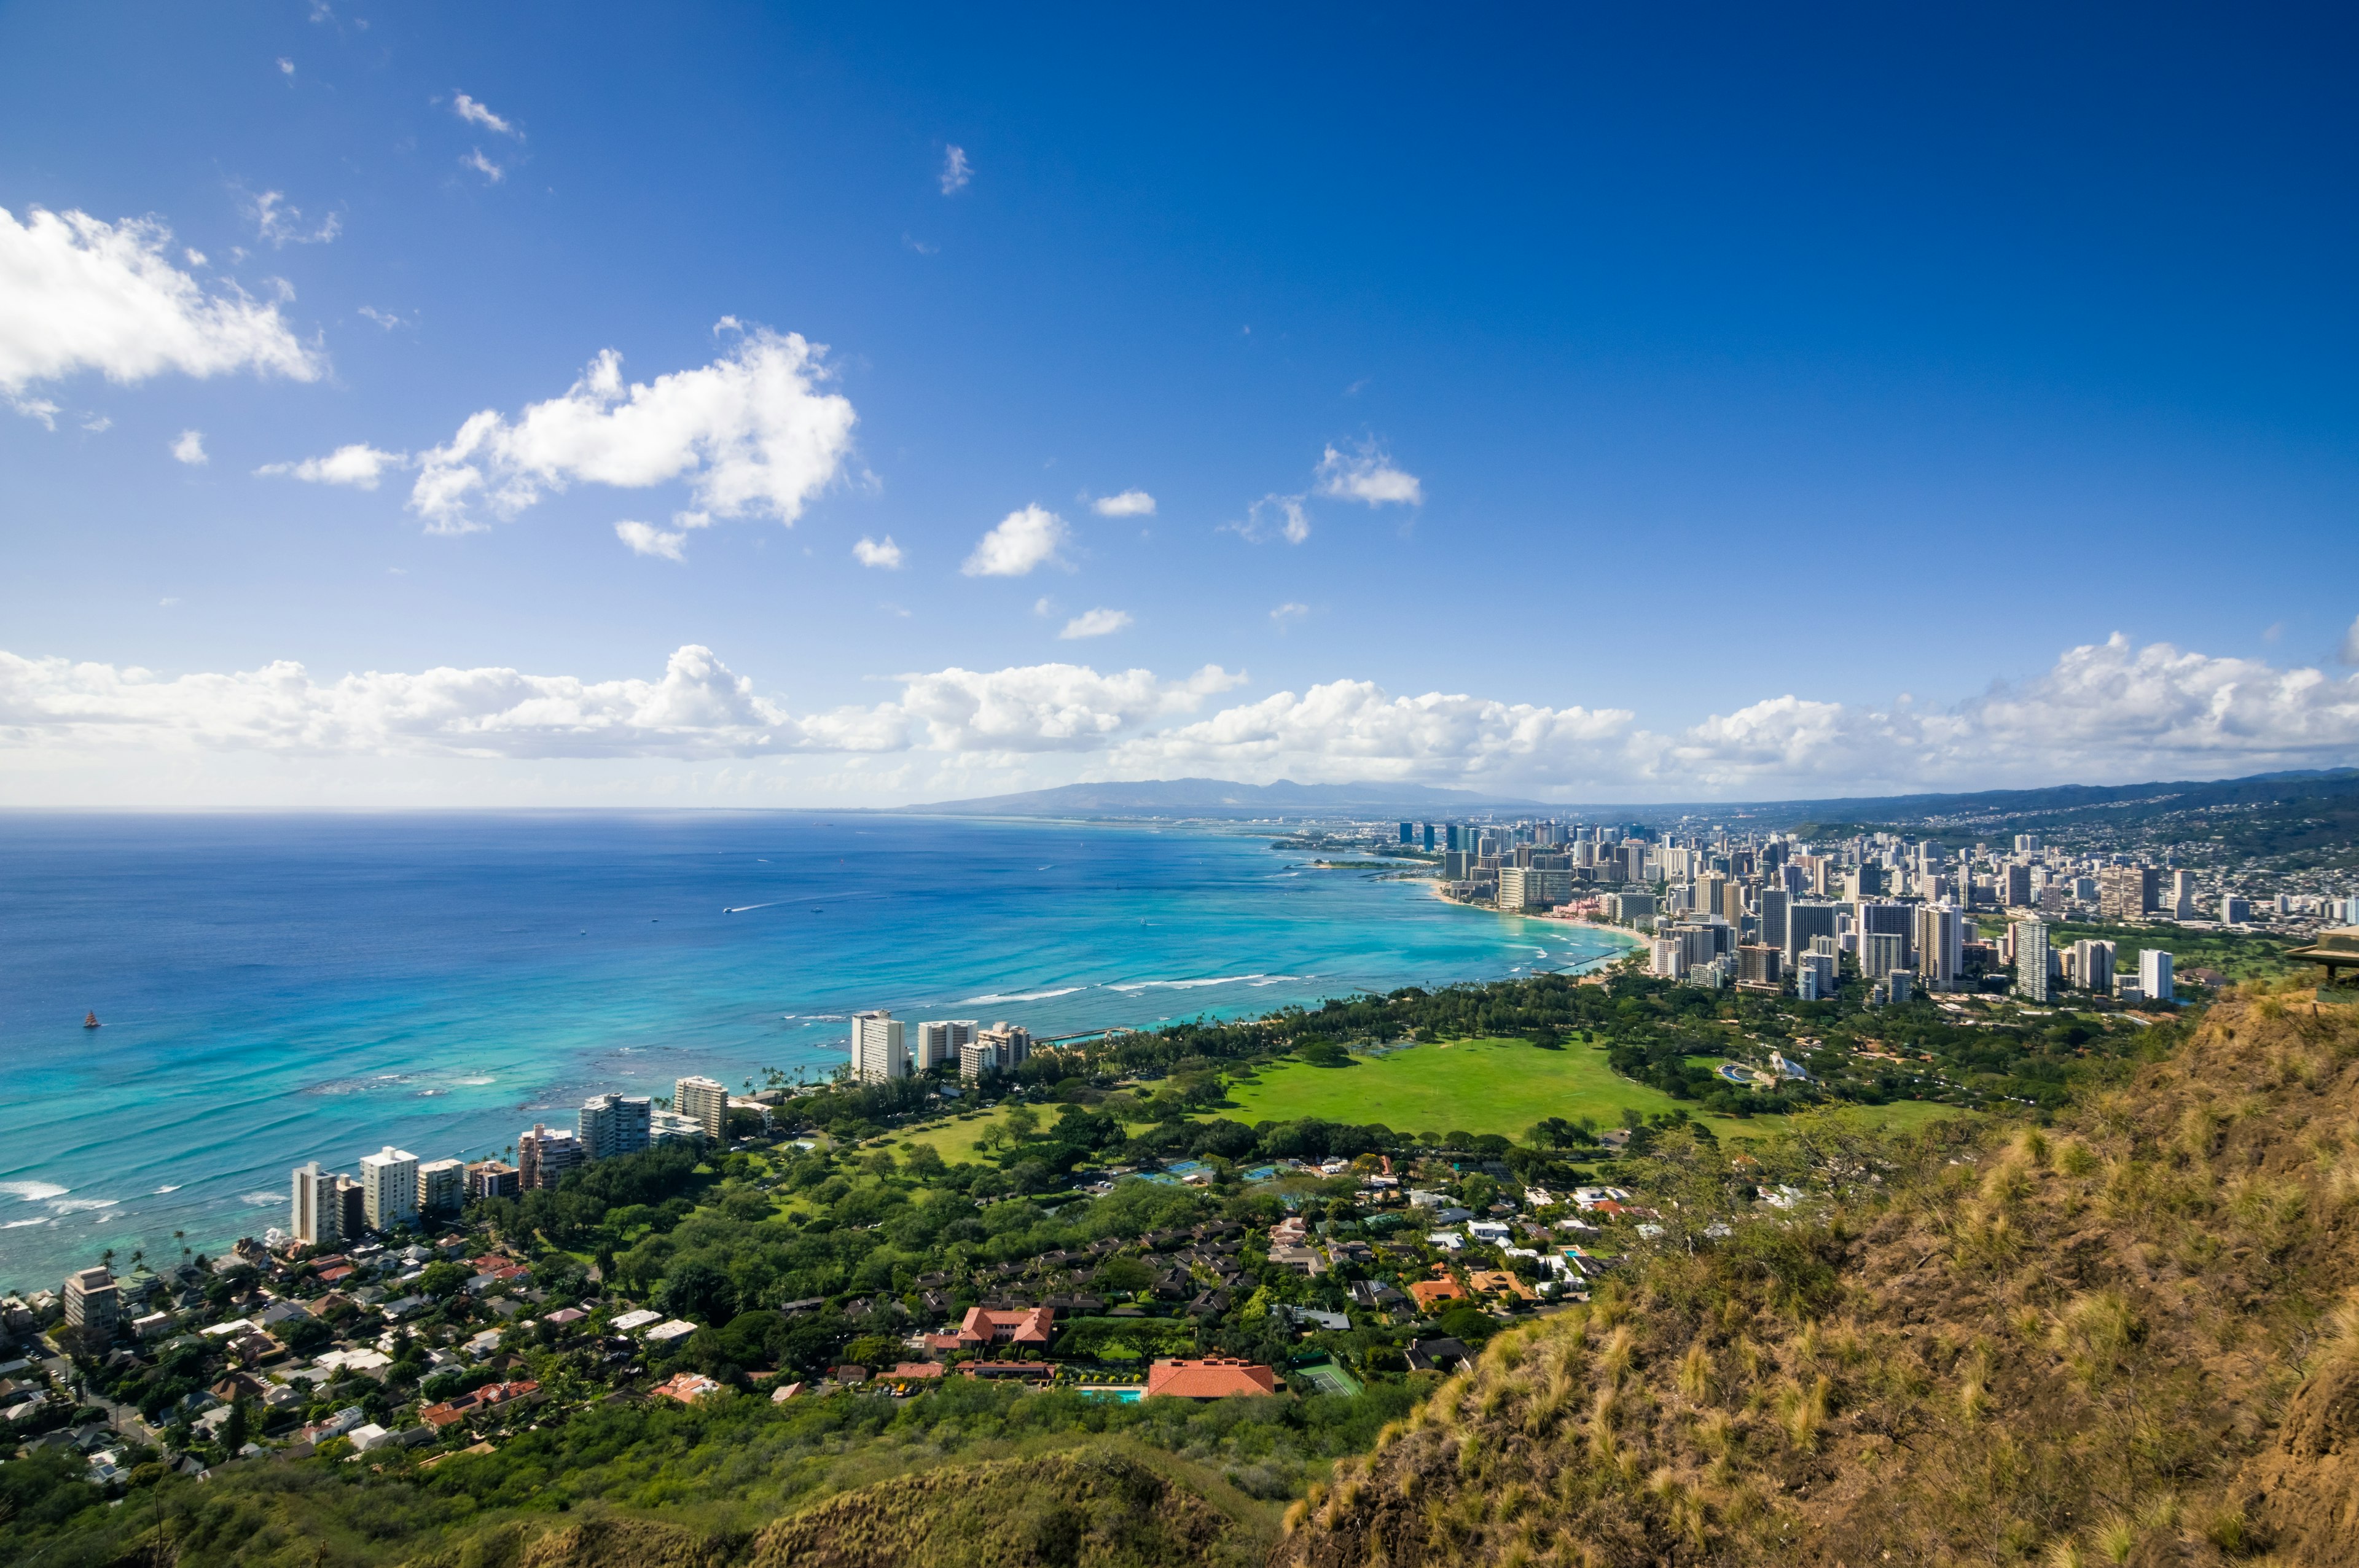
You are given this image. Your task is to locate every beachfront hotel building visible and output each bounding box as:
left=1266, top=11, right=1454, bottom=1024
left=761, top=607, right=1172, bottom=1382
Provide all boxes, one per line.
left=580, top=1093, right=653, bottom=1160
left=62, top=1265, right=119, bottom=1343
left=673, top=1074, right=732, bottom=1137
left=359, top=1146, right=420, bottom=1232
left=291, top=1160, right=342, bottom=1248
left=960, top=1022, right=1034, bottom=1081
left=417, top=1158, right=466, bottom=1217
left=915, top=1019, right=976, bottom=1072
left=518, top=1123, right=584, bottom=1190
left=847, top=1013, right=906, bottom=1085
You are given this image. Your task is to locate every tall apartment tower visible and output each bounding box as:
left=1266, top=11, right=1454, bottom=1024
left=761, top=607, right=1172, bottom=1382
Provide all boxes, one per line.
left=1914, top=903, right=1964, bottom=991
left=2140, top=948, right=2174, bottom=1002
left=291, top=1160, right=342, bottom=1249
left=2014, top=920, right=2052, bottom=1003
left=963, top=1022, right=1035, bottom=1080
left=846, top=1013, right=906, bottom=1085
left=335, top=1176, right=367, bottom=1241
left=579, top=1093, right=653, bottom=1160
left=417, top=1158, right=466, bottom=1217
left=673, top=1074, right=732, bottom=1137
left=1757, top=889, right=1791, bottom=954
left=358, top=1146, right=420, bottom=1233
left=518, top=1123, right=584, bottom=1190
left=2099, top=865, right=2158, bottom=921
left=915, top=1020, right=977, bottom=1072
left=62, top=1266, right=119, bottom=1343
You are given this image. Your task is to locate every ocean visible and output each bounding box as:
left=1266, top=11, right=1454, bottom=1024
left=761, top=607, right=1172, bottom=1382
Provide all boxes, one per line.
left=0, top=812, right=1630, bottom=1292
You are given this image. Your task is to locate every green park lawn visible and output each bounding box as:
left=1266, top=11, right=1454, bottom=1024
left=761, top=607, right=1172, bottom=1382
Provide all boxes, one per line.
left=1210, top=1038, right=1974, bottom=1145
left=885, top=1102, right=1023, bottom=1163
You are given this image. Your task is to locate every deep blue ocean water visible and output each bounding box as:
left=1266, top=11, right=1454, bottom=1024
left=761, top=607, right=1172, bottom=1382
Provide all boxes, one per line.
left=0, top=813, right=1629, bottom=1292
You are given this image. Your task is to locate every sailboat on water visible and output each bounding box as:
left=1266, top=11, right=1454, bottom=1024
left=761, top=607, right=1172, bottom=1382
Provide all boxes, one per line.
left=83, top=1011, right=101, bottom=1029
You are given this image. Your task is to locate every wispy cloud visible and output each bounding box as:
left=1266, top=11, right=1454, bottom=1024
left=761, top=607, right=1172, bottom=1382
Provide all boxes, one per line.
left=1270, top=602, right=1309, bottom=630
left=277, top=57, right=295, bottom=77
left=357, top=306, right=407, bottom=330
left=242, top=189, right=340, bottom=248
left=1089, top=489, right=1155, bottom=518
left=8, top=394, right=60, bottom=429
left=962, top=504, right=1070, bottom=577
left=940, top=144, right=972, bottom=195
left=461, top=149, right=506, bottom=184
left=452, top=92, right=518, bottom=136
left=1223, top=493, right=1310, bottom=545
left=1059, top=607, right=1133, bottom=640
left=1313, top=439, right=1421, bottom=506
left=615, top=520, right=687, bottom=561
left=257, top=443, right=406, bottom=490
left=853, top=535, right=904, bottom=569
left=170, top=429, right=208, bottom=466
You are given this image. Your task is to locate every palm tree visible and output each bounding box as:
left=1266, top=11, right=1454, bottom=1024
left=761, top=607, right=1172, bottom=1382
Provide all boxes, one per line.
left=130, top=1247, right=145, bottom=1270
left=100, top=1247, right=115, bottom=1270
left=174, top=1228, right=189, bottom=1258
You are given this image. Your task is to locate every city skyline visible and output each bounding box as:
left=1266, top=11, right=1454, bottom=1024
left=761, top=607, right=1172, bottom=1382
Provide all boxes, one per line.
left=4, top=5, right=2358, bottom=807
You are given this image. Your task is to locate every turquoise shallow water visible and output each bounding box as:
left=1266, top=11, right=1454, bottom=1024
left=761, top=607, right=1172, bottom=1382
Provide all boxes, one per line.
left=0, top=812, right=1629, bottom=1292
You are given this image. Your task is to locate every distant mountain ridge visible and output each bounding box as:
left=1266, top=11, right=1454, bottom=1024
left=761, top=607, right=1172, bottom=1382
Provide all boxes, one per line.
left=906, top=768, right=2359, bottom=832
left=902, top=776, right=1546, bottom=817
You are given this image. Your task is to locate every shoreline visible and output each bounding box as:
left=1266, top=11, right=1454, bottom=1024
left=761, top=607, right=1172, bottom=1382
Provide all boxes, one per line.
left=1420, top=878, right=1645, bottom=972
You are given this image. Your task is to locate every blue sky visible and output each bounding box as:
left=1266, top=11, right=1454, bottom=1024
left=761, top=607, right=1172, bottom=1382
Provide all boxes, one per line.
left=4, top=2, right=2357, bottom=805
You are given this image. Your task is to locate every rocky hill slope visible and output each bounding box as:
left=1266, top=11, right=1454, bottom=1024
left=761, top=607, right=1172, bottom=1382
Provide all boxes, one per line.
left=1277, top=988, right=2359, bottom=1567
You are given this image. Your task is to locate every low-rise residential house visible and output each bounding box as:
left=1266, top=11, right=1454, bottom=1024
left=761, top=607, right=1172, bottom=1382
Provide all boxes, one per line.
left=1465, top=1269, right=1538, bottom=1301
left=1145, top=1357, right=1278, bottom=1399
left=1407, top=1277, right=1468, bottom=1312
left=644, top=1319, right=698, bottom=1346
left=1404, top=1336, right=1474, bottom=1373
left=954, top=1305, right=1054, bottom=1352
left=652, top=1372, right=724, bottom=1404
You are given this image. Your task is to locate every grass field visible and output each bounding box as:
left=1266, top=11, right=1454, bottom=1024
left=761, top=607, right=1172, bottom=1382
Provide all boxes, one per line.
left=1211, top=1039, right=1975, bottom=1145
left=885, top=1103, right=1022, bottom=1163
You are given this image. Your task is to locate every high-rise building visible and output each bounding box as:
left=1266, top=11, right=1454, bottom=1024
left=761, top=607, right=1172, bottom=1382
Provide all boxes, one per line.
left=580, top=1093, right=653, bottom=1160
left=359, top=1146, right=420, bottom=1233
left=1697, top=875, right=1727, bottom=924
left=1498, top=866, right=1573, bottom=910
left=1399, top=822, right=1414, bottom=844
left=1649, top=938, right=1684, bottom=978
left=518, top=1123, right=584, bottom=1190
left=1796, top=952, right=1836, bottom=1001
left=2000, top=864, right=2033, bottom=907
left=1913, top=903, right=1964, bottom=991
left=1884, top=970, right=1915, bottom=1005
left=2171, top=870, right=2199, bottom=920
left=336, top=1176, right=367, bottom=1241
left=847, top=1013, right=906, bottom=1085
left=2068, top=938, right=2116, bottom=994
left=1737, top=945, right=1782, bottom=986
left=2014, top=833, right=2043, bottom=855
left=674, top=1074, right=732, bottom=1136
left=2099, top=865, right=2158, bottom=921
left=291, top=1161, right=342, bottom=1249
left=63, top=1266, right=119, bottom=1343
left=2220, top=894, right=2250, bottom=926
left=418, top=1158, right=466, bottom=1217
left=651, top=1109, right=707, bottom=1145
left=465, top=1159, right=520, bottom=1200
left=1421, top=822, right=1435, bottom=850
left=1862, top=931, right=1907, bottom=981
left=1785, top=902, right=1841, bottom=962
left=2140, top=948, right=2174, bottom=1002
left=979, top=1022, right=1033, bottom=1072
left=916, top=1020, right=977, bottom=1072
left=2013, top=920, right=2051, bottom=1002
left=1758, top=889, right=1790, bottom=954
left=1856, top=902, right=1912, bottom=967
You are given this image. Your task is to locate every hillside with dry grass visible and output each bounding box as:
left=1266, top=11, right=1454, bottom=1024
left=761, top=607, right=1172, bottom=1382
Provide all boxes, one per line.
left=1277, top=986, right=2359, bottom=1567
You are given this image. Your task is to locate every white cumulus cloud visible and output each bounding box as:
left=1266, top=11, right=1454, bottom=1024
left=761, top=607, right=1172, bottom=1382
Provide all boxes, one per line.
left=0, top=647, right=1244, bottom=763
left=1090, top=490, right=1155, bottom=517
left=1313, top=440, right=1422, bottom=506
left=171, top=429, right=207, bottom=466
left=615, top=520, right=687, bottom=561
left=853, top=535, right=904, bottom=569
left=452, top=92, right=518, bottom=136
left=402, top=324, right=856, bottom=536
left=257, top=443, right=405, bottom=490
left=0, top=206, right=324, bottom=394
left=962, top=504, right=1071, bottom=577
left=940, top=145, right=972, bottom=194
left=1059, top=608, right=1132, bottom=640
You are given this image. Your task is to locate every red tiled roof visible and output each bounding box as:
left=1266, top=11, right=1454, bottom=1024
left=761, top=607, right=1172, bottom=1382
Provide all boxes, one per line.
left=1146, top=1357, right=1279, bottom=1399
left=958, top=1305, right=1055, bottom=1346
left=653, top=1373, right=722, bottom=1404
left=885, top=1362, right=945, bottom=1381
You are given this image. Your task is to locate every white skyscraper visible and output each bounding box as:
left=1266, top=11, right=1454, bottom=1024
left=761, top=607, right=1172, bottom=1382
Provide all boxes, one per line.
left=358, top=1146, right=420, bottom=1233
left=848, top=1012, right=906, bottom=1083
left=2140, top=947, right=2174, bottom=1002
left=291, top=1160, right=341, bottom=1249
left=2013, top=920, right=2051, bottom=1003
left=673, top=1076, right=731, bottom=1139
left=915, top=1020, right=977, bottom=1072
left=580, top=1093, right=653, bottom=1160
